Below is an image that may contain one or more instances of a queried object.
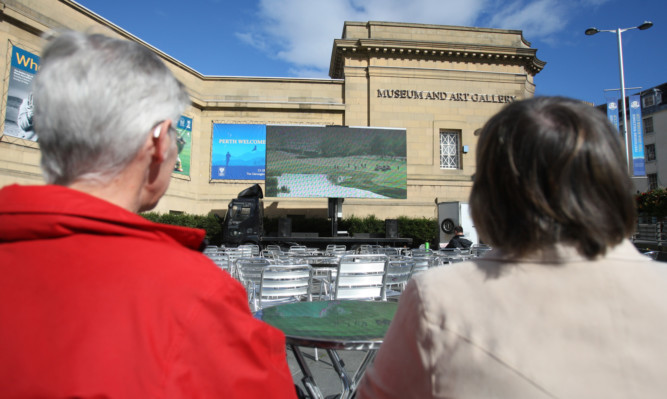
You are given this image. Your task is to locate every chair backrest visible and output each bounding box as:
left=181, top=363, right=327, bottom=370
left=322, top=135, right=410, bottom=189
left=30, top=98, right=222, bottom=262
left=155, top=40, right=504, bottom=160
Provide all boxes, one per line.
left=259, top=265, right=313, bottom=309
left=288, top=245, right=308, bottom=255
left=264, top=245, right=283, bottom=256
left=439, top=247, right=461, bottom=256
left=325, top=244, right=347, bottom=256
left=206, top=252, right=231, bottom=274
left=458, top=248, right=472, bottom=257
left=411, top=255, right=431, bottom=275
left=430, top=254, right=452, bottom=267
left=222, top=248, right=247, bottom=277
left=357, top=244, right=373, bottom=254
left=292, top=256, right=337, bottom=265
left=383, top=257, right=415, bottom=299
left=236, top=257, right=271, bottom=290
left=238, top=244, right=260, bottom=257
left=471, top=244, right=492, bottom=257
left=379, top=247, right=402, bottom=256
left=203, top=245, right=220, bottom=255
left=334, top=254, right=388, bottom=300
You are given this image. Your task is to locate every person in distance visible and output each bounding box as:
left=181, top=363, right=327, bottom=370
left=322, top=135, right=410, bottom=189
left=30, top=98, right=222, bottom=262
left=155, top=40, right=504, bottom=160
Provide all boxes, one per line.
left=445, top=225, right=472, bottom=249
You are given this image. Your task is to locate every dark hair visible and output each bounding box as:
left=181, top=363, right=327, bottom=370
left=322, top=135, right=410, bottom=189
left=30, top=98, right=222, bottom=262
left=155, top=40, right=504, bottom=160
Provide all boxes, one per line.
left=454, top=226, right=464, bottom=234
left=470, top=96, right=636, bottom=259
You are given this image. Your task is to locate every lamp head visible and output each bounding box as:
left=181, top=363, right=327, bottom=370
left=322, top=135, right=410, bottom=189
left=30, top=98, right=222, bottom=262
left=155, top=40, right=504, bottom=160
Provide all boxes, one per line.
left=585, top=27, right=599, bottom=35
left=638, top=21, right=653, bottom=30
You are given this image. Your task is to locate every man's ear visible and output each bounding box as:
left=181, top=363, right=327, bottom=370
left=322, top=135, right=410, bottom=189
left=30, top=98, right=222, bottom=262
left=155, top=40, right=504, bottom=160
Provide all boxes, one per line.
left=150, top=120, right=172, bottom=163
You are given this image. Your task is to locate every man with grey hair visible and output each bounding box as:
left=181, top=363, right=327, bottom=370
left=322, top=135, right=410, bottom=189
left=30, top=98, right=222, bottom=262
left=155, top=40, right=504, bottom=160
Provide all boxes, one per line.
left=0, top=31, right=296, bottom=398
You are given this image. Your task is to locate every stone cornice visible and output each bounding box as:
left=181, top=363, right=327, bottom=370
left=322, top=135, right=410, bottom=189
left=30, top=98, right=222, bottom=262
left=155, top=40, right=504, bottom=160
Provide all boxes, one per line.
left=345, top=21, right=534, bottom=47
left=329, top=37, right=546, bottom=79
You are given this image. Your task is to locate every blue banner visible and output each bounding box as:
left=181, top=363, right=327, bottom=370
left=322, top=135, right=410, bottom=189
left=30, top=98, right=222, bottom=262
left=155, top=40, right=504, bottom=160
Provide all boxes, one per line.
left=211, top=124, right=266, bottom=180
left=606, top=95, right=619, bottom=132
left=3, top=46, right=40, bottom=141
left=11, top=46, right=39, bottom=73
left=629, top=94, right=645, bottom=176
left=173, top=116, right=192, bottom=176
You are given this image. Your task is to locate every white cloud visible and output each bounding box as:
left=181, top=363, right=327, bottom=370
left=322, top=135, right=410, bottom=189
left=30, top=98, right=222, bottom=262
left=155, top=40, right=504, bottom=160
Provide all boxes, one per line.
left=235, top=32, right=268, bottom=52
left=487, top=0, right=568, bottom=38
left=236, top=0, right=612, bottom=77
left=235, top=0, right=488, bottom=77
left=485, top=0, right=614, bottom=43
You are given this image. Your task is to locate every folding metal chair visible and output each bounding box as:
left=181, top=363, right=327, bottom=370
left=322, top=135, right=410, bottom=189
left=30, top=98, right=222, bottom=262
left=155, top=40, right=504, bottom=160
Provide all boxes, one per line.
left=258, top=264, right=313, bottom=310
left=330, top=254, right=388, bottom=301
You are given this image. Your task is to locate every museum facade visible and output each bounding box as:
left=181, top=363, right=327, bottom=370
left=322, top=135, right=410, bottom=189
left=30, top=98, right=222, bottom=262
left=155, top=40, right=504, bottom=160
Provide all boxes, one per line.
left=0, top=0, right=545, bottom=220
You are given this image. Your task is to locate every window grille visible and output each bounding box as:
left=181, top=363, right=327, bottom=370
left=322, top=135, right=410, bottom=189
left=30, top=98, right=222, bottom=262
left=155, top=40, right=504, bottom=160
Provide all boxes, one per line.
left=646, top=144, right=656, bottom=161
left=644, top=117, right=654, bottom=134
left=440, top=130, right=460, bottom=169
left=648, top=173, right=658, bottom=190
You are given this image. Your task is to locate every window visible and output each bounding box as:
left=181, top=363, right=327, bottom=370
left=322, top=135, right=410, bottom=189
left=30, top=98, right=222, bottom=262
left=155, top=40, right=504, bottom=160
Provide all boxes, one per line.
left=644, top=117, right=654, bottom=134
left=648, top=173, right=658, bottom=191
left=440, top=130, right=461, bottom=169
left=643, top=91, right=662, bottom=108
left=643, top=95, right=655, bottom=108
left=646, top=144, right=656, bottom=161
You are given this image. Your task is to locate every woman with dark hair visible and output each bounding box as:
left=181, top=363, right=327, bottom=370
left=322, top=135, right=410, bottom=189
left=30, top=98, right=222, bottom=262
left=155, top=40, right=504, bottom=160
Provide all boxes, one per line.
left=358, top=97, right=667, bottom=399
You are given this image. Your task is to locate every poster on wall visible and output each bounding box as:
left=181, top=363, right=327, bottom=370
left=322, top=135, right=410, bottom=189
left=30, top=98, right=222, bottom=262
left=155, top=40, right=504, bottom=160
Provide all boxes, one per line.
left=211, top=123, right=266, bottom=180
left=629, top=94, right=645, bottom=177
left=173, top=116, right=192, bottom=176
left=3, top=46, right=40, bottom=141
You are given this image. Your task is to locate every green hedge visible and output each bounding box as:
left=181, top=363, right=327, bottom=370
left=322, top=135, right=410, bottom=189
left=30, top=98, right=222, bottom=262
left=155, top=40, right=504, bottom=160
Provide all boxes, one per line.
left=141, top=212, right=224, bottom=246
left=141, top=212, right=438, bottom=248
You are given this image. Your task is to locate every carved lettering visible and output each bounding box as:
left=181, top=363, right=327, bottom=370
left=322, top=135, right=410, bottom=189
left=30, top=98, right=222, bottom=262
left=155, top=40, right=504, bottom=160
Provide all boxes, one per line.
left=376, top=89, right=515, bottom=104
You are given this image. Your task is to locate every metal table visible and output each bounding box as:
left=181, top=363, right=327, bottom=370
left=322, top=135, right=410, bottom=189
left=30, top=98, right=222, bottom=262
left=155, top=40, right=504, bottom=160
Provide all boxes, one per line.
left=255, top=300, right=398, bottom=399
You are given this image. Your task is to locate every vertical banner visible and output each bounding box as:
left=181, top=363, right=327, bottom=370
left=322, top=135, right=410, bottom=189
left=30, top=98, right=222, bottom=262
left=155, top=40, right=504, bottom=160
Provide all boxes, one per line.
left=605, top=94, right=620, bottom=132
left=3, top=46, right=40, bottom=141
left=629, top=94, right=645, bottom=176
left=173, top=116, right=192, bottom=176
left=211, top=124, right=266, bottom=180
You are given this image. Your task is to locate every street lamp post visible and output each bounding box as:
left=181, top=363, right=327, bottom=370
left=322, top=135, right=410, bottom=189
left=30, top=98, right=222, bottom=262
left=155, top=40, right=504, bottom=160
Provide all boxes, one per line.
left=585, top=21, right=653, bottom=174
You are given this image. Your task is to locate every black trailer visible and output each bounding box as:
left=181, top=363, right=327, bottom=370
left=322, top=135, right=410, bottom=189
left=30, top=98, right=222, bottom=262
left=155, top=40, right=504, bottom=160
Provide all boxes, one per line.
left=221, top=184, right=264, bottom=246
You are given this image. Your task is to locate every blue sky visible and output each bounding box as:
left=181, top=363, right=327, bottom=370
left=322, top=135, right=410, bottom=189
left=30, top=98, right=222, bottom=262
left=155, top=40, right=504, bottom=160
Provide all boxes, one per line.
left=77, top=0, right=666, bottom=105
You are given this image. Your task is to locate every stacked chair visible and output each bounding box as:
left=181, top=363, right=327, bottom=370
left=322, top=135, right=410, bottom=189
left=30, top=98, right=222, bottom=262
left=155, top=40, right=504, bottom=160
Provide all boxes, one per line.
left=212, top=242, right=492, bottom=312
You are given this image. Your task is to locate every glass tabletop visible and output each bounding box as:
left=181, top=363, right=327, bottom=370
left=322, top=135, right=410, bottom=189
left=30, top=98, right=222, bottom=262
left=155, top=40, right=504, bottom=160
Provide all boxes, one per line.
left=255, top=300, right=398, bottom=350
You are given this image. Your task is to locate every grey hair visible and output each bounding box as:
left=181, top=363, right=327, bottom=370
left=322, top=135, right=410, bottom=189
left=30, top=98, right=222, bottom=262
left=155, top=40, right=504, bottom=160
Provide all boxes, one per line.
left=33, top=31, right=190, bottom=185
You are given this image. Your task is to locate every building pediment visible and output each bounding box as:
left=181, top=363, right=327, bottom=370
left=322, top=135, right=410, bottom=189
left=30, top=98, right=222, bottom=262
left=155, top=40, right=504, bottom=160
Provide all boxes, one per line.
left=329, top=22, right=546, bottom=79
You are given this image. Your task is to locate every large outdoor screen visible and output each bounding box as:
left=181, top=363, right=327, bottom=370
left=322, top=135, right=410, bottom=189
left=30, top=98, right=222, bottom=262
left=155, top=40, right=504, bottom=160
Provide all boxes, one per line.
left=266, top=125, right=407, bottom=199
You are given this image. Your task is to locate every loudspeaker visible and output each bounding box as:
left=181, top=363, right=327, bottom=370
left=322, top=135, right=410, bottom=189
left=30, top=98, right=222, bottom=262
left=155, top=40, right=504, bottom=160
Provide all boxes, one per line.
left=385, top=219, right=398, bottom=238
left=278, top=218, right=292, bottom=238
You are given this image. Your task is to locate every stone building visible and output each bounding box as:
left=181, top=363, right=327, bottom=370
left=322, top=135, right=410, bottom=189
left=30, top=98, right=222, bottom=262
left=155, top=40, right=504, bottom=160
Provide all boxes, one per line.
left=597, top=83, right=667, bottom=193
left=637, top=84, right=667, bottom=192
left=0, top=0, right=545, bottom=220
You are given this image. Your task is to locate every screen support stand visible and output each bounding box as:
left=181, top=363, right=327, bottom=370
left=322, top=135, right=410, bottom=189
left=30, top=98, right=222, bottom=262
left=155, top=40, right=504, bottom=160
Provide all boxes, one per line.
left=328, top=198, right=344, bottom=237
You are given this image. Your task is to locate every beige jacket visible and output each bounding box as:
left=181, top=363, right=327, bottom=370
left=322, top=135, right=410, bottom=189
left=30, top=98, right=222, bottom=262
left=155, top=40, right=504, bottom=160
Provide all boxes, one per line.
left=358, top=240, right=667, bottom=399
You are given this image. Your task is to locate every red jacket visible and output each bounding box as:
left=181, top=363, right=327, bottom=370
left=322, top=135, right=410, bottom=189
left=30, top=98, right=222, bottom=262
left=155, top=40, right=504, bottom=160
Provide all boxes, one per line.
left=0, top=184, right=296, bottom=398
